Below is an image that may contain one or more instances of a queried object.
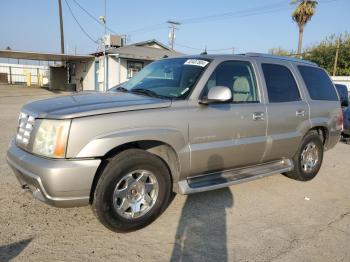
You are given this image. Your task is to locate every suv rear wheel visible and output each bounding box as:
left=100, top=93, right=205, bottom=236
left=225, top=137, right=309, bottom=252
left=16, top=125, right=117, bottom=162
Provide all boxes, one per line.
left=92, top=149, right=172, bottom=232
left=284, top=131, right=324, bottom=181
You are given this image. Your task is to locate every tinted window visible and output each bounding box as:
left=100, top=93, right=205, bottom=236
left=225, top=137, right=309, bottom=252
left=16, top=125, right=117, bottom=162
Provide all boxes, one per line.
left=262, top=64, right=301, bottom=103
left=298, top=66, right=338, bottom=101
left=203, top=61, right=259, bottom=103
left=335, top=84, right=348, bottom=101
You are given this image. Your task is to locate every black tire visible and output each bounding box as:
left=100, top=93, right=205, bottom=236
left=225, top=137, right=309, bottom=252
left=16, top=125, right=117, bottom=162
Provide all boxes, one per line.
left=284, top=131, right=324, bottom=181
left=92, top=149, right=172, bottom=232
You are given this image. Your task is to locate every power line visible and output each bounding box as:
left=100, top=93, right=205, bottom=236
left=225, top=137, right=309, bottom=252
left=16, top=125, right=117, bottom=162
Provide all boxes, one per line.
left=71, top=0, right=117, bottom=34
left=178, top=1, right=288, bottom=24
left=64, top=0, right=98, bottom=44
left=64, top=0, right=341, bottom=48
left=175, top=43, right=202, bottom=51
left=127, top=4, right=282, bottom=36
left=178, top=0, right=340, bottom=24
left=123, top=23, right=165, bottom=35
left=122, top=0, right=340, bottom=37
left=175, top=43, right=233, bottom=52
left=122, top=1, right=289, bottom=37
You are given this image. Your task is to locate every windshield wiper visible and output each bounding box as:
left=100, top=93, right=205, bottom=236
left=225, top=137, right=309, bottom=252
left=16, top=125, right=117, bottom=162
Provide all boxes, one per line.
left=115, top=86, right=129, bottom=92
left=130, top=88, right=169, bottom=99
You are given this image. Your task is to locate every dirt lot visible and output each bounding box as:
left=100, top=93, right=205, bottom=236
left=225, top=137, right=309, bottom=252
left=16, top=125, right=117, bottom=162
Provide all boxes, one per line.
left=0, top=85, right=349, bottom=262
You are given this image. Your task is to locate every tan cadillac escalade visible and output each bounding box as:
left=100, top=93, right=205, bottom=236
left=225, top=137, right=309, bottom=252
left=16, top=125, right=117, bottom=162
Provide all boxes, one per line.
left=7, top=54, right=342, bottom=232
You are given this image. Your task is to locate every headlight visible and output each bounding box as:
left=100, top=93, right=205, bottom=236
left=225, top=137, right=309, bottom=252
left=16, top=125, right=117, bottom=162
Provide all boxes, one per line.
left=32, top=119, right=71, bottom=158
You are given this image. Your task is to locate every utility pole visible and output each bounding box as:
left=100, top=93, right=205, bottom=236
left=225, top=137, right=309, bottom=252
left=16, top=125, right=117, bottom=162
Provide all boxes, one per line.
left=99, top=0, right=107, bottom=92
left=167, top=20, right=181, bottom=49
left=333, top=36, right=341, bottom=76
left=58, top=0, right=65, bottom=54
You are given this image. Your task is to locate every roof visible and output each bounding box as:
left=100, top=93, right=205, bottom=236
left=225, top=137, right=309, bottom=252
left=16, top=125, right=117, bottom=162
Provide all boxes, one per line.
left=243, top=53, right=317, bottom=66
left=92, top=39, right=183, bottom=60
left=167, top=53, right=318, bottom=66
left=0, top=50, right=94, bottom=61
left=132, top=39, right=171, bottom=50
left=107, top=45, right=183, bottom=60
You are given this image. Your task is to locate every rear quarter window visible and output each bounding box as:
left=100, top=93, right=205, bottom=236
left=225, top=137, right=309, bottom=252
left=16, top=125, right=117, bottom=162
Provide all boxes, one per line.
left=298, top=65, right=338, bottom=101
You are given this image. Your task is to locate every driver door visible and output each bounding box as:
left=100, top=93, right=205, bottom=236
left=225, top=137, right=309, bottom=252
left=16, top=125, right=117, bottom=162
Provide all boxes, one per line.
left=188, top=60, right=267, bottom=175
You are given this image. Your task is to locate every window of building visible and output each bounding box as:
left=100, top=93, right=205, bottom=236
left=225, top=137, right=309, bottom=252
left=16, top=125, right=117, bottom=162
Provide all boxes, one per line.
left=203, top=61, right=259, bottom=103
left=127, top=61, right=144, bottom=79
left=262, top=63, right=301, bottom=103
left=298, top=65, right=338, bottom=101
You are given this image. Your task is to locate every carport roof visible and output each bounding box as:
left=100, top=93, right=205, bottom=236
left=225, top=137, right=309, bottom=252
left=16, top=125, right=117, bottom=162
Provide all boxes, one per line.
left=0, top=50, right=94, bottom=61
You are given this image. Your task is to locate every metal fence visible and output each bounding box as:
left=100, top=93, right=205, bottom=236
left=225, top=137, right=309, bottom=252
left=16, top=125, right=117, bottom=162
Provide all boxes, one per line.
left=0, top=63, right=49, bottom=86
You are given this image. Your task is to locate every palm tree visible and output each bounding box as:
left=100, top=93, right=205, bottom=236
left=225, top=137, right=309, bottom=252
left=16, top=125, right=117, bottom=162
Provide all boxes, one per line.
left=292, top=0, right=318, bottom=55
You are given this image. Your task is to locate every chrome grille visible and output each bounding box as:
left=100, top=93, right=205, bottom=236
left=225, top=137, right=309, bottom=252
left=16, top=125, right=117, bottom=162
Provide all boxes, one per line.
left=16, top=112, right=35, bottom=146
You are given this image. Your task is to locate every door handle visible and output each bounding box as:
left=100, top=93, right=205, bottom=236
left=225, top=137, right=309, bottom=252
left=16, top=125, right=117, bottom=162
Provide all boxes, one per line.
left=296, top=109, right=305, bottom=117
left=253, top=112, right=265, bottom=121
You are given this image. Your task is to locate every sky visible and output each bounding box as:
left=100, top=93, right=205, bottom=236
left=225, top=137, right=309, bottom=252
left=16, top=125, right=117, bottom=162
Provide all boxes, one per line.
left=0, top=0, right=349, bottom=55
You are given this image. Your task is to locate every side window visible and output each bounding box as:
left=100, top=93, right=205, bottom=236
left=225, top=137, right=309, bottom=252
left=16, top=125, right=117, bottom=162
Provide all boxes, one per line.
left=298, top=66, right=338, bottom=101
left=203, top=61, right=259, bottom=103
left=262, top=63, right=301, bottom=103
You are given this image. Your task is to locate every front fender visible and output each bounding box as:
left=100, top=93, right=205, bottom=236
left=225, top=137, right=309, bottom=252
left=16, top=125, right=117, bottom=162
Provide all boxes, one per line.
left=75, top=127, right=187, bottom=158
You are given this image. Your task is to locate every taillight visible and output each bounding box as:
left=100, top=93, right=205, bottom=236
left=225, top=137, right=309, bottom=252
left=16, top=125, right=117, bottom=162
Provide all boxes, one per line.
left=339, top=110, right=343, bottom=129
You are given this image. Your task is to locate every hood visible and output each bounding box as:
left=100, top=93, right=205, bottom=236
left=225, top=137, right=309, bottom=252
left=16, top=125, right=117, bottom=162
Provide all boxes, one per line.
left=22, top=92, right=172, bottom=119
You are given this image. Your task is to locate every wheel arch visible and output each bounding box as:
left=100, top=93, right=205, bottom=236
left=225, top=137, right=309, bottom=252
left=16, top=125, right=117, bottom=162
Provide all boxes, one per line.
left=89, top=140, right=181, bottom=204
left=308, top=126, right=329, bottom=145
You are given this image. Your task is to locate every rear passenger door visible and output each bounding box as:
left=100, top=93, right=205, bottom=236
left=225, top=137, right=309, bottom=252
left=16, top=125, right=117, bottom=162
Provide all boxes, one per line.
left=260, top=62, right=309, bottom=161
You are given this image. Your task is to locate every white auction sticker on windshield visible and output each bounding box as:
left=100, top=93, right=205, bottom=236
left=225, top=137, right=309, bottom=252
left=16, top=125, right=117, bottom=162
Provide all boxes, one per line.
left=184, top=59, right=209, bottom=67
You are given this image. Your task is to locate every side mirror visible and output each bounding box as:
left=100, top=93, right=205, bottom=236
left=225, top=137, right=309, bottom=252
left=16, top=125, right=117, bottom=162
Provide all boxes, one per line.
left=341, top=98, right=349, bottom=108
left=200, top=86, right=232, bottom=105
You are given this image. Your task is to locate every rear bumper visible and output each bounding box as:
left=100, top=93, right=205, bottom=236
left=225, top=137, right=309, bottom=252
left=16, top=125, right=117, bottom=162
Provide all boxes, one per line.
left=7, top=142, right=101, bottom=207
left=325, top=129, right=341, bottom=150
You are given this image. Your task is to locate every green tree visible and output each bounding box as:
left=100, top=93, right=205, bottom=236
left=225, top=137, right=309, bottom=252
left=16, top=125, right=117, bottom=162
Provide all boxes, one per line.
left=268, top=47, right=294, bottom=56
left=291, top=0, right=318, bottom=55
left=304, top=33, right=350, bottom=76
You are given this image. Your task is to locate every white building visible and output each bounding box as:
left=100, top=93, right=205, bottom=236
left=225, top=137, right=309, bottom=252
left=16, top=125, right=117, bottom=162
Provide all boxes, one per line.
left=331, top=76, right=350, bottom=93
left=0, top=39, right=182, bottom=92
left=73, top=39, right=183, bottom=92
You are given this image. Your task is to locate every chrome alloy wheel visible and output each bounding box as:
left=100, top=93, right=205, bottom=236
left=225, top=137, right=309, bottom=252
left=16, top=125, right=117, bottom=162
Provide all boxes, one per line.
left=113, top=170, right=159, bottom=219
left=301, top=142, right=319, bottom=173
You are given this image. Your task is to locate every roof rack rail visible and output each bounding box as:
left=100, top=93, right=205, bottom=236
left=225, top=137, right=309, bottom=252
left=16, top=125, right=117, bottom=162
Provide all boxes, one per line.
left=244, top=53, right=317, bottom=66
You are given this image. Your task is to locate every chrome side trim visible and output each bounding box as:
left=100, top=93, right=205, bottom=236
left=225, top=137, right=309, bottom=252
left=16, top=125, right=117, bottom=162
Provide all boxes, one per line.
left=178, top=159, right=294, bottom=194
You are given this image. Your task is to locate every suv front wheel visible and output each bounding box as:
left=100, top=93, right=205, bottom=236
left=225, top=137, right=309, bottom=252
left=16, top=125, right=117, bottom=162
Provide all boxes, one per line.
left=92, top=149, right=172, bottom=232
left=284, top=131, right=324, bottom=181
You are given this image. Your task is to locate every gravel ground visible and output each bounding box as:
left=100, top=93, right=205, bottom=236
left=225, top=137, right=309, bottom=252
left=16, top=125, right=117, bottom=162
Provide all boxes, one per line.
left=0, top=85, right=349, bottom=262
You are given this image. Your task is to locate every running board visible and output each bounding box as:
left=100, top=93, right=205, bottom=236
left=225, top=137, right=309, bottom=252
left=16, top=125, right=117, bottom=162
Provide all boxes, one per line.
left=178, top=159, right=293, bottom=194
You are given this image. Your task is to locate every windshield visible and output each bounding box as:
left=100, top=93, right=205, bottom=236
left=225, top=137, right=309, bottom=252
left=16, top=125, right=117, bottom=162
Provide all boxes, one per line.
left=110, top=58, right=210, bottom=99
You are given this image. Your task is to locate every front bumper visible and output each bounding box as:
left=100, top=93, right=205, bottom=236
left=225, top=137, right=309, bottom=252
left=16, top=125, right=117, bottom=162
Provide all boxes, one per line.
left=7, top=142, right=101, bottom=207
